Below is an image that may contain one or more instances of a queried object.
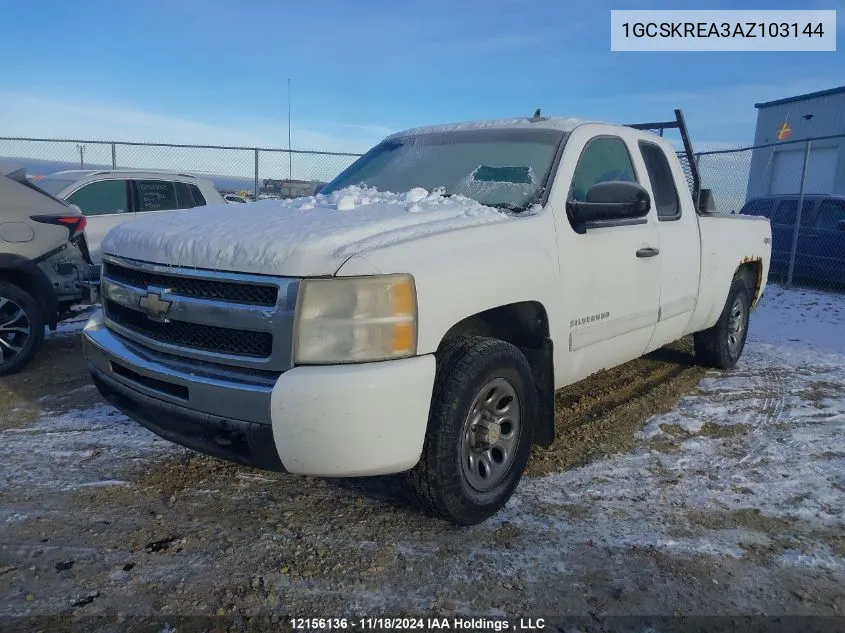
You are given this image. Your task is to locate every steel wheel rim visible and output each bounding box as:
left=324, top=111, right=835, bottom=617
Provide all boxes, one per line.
left=0, top=296, right=31, bottom=364
left=460, top=377, right=522, bottom=492
left=727, top=296, right=746, bottom=356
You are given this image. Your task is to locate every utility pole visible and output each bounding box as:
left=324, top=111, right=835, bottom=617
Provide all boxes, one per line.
left=76, top=144, right=85, bottom=169
left=287, top=78, right=293, bottom=184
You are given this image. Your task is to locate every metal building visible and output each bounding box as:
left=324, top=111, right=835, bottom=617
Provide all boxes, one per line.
left=746, top=85, right=845, bottom=199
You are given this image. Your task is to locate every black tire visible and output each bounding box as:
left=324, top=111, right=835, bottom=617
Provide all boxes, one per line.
left=0, top=281, right=46, bottom=376
left=406, top=336, right=537, bottom=526
left=694, top=276, right=751, bottom=370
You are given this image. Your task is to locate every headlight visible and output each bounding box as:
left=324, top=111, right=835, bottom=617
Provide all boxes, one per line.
left=293, top=274, right=417, bottom=364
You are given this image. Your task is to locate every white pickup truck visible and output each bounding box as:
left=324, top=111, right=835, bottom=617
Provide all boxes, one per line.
left=82, top=110, right=772, bottom=525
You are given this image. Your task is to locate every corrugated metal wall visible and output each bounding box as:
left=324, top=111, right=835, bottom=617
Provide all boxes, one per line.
left=747, top=90, right=845, bottom=199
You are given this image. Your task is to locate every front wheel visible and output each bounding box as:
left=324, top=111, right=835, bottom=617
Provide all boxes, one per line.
left=694, top=276, right=751, bottom=370
left=406, top=336, right=536, bottom=526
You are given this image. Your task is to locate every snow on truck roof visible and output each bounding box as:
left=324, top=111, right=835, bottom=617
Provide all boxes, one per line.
left=386, top=116, right=592, bottom=139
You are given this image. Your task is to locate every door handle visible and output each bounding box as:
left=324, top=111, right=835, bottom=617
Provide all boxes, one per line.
left=636, top=247, right=660, bottom=258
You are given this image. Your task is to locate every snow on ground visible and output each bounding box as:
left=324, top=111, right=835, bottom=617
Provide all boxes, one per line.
left=0, top=403, right=177, bottom=498
left=5, top=283, right=844, bottom=581
left=101, top=186, right=510, bottom=277
left=747, top=284, right=845, bottom=354
left=46, top=304, right=94, bottom=338
left=490, top=284, right=845, bottom=572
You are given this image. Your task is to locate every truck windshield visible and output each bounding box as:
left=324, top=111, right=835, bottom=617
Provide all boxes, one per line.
left=321, top=129, right=565, bottom=211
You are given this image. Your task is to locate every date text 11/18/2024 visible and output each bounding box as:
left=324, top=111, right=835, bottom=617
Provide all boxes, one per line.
left=289, top=617, right=547, bottom=630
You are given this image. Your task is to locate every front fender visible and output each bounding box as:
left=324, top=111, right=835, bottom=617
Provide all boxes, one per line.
left=335, top=216, right=561, bottom=355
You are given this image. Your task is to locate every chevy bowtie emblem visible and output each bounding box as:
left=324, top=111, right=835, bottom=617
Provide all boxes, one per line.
left=138, top=291, right=172, bottom=321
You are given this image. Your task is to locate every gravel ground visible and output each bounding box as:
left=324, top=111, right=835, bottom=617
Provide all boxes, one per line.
left=0, top=287, right=843, bottom=632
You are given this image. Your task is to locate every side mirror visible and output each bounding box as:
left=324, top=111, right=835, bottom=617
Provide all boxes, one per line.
left=568, top=181, right=651, bottom=230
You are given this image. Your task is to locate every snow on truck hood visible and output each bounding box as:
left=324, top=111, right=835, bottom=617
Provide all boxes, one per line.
left=101, top=186, right=510, bottom=277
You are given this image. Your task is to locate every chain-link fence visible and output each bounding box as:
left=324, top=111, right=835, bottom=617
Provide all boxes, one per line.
left=3, top=134, right=843, bottom=291
left=697, top=133, right=845, bottom=292
left=0, top=137, right=362, bottom=200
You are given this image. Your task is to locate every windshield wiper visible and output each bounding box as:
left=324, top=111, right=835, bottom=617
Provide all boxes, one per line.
left=490, top=202, right=526, bottom=213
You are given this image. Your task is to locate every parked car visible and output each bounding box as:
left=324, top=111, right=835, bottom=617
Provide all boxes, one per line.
left=82, top=110, right=771, bottom=525
left=738, top=194, right=845, bottom=287
left=0, top=166, right=97, bottom=374
left=30, top=170, right=225, bottom=264
left=223, top=194, right=249, bottom=204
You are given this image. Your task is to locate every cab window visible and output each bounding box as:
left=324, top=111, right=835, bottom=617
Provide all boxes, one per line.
left=570, top=137, right=637, bottom=202
left=639, top=141, right=680, bottom=220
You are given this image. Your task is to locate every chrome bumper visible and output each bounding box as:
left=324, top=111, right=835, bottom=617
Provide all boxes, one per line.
left=83, top=318, right=277, bottom=425
left=84, top=316, right=287, bottom=471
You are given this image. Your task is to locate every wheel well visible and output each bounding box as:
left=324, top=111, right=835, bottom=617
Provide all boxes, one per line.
left=0, top=268, right=57, bottom=329
left=736, top=259, right=763, bottom=307
left=439, top=302, right=556, bottom=449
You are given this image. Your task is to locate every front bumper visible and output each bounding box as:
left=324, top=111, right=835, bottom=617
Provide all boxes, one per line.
left=269, top=355, right=436, bottom=477
left=90, top=365, right=285, bottom=471
left=83, top=314, right=437, bottom=476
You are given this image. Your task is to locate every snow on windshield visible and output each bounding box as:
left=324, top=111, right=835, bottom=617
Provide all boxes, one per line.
left=321, top=130, right=563, bottom=210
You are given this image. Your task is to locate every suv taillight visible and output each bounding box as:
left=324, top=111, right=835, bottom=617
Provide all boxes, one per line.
left=31, top=215, right=87, bottom=240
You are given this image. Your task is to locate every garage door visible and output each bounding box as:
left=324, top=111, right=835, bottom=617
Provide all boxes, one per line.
left=805, top=147, right=837, bottom=193
left=770, top=147, right=838, bottom=194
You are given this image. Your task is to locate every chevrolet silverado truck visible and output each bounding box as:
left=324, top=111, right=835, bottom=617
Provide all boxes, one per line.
left=82, top=110, right=772, bottom=525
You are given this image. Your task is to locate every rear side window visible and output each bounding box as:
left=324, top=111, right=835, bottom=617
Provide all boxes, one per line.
left=174, top=182, right=197, bottom=209
left=816, top=199, right=845, bottom=230
left=66, top=180, right=129, bottom=216
left=639, top=142, right=680, bottom=220
left=740, top=199, right=777, bottom=217
left=771, top=201, right=795, bottom=225
left=136, top=180, right=178, bottom=212
left=570, top=137, right=637, bottom=202
left=771, top=200, right=815, bottom=226
left=190, top=184, right=206, bottom=205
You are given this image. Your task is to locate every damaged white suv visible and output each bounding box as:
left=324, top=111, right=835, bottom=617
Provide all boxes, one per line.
left=83, top=111, right=771, bottom=525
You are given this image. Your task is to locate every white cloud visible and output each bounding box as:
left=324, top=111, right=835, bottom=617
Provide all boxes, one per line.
left=0, top=91, right=390, bottom=152
left=0, top=91, right=396, bottom=181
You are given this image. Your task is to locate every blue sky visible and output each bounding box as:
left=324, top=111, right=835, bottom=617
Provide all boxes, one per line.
left=0, top=0, right=842, bottom=154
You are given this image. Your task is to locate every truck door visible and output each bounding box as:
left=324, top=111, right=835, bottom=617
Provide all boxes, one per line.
left=552, top=129, right=661, bottom=384
left=637, top=140, right=701, bottom=352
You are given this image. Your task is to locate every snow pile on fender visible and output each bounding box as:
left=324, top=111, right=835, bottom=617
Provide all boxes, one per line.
left=101, top=186, right=510, bottom=276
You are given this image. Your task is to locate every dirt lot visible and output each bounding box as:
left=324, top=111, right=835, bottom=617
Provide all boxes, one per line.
left=1, top=288, right=843, bottom=632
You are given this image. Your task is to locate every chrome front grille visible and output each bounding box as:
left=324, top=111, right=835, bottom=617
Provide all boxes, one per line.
left=102, top=261, right=278, bottom=306
left=104, top=299, right=273, bottom=357
left=100, top=255, right=299, bottom=372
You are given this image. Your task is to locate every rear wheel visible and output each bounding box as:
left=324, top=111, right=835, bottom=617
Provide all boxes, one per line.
left=406, top=336, right=536, bottom=526
left=0, top=282, right=45, bottom=376
left=694, top=277, right=751, bottom=370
